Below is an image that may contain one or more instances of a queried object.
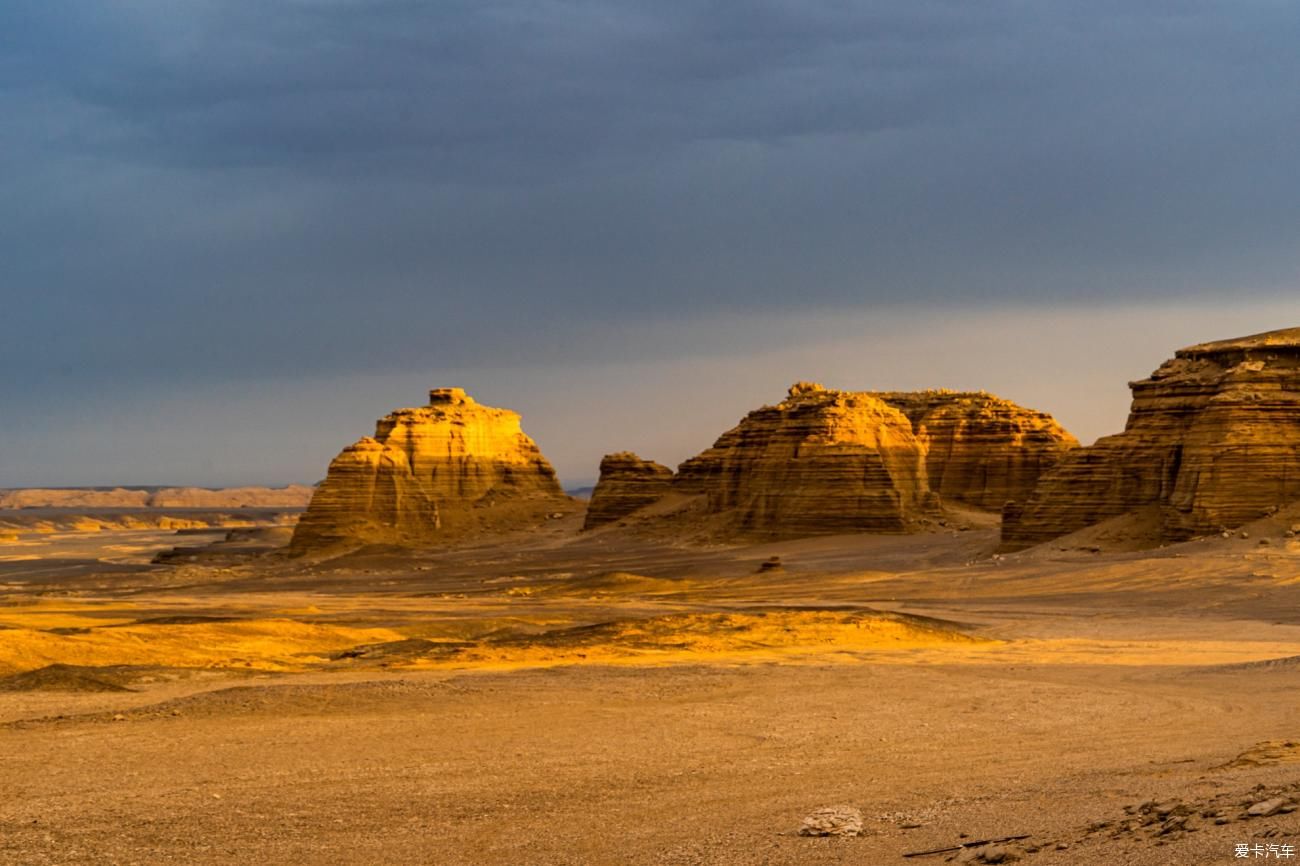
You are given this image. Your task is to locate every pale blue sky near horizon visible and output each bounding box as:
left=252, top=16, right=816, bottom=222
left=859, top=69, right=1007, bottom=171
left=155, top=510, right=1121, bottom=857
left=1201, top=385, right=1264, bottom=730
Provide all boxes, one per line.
left=3, top=2, right=1299, bottom=488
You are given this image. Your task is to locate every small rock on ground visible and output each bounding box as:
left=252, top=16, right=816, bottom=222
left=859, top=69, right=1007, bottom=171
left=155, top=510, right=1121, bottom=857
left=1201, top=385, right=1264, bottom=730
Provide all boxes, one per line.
left=798, top=805, right=863, bottom=837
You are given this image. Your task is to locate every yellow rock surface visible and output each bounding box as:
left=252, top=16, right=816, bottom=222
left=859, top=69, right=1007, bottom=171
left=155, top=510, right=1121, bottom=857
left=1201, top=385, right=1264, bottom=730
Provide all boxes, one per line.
left=291, top=388, right=565, bottom=552
left=873, top=390, right=1078, bottom=510
left=1003, top=326, right=1300, bottom=545
left=675, top=382, right=939, bottom=536
left=583, top=452, right=674, bottom=529
left=599, top=383, right=1075, bottom=538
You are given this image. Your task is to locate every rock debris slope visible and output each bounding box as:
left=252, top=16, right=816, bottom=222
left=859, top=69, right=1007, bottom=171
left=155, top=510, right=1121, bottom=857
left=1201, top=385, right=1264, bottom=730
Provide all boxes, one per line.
left=291, top=388, right=565, bottom=552
left=1003, top=327, right=1300, bottom=547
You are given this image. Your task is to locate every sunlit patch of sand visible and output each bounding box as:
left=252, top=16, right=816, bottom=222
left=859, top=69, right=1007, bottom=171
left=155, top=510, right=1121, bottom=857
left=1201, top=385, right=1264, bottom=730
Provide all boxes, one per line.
left=0, top=600, right=142, bottom=631
left=987, top=638, right=1300, bottom=667
left=401, top=609, right=994, bottom=670
left=1217, top=739, right=1300, bottom=769
left=0, top=619, right=403, bottom=675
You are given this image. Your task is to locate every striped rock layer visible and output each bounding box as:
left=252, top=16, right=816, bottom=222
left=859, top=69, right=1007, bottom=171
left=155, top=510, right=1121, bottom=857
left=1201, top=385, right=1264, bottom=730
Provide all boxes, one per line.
left=1003, top=327, right=1300, bottom=547
left=290, top=388, right=565, bottom=552
left=587, top=383, right=1072, bottom=538
left=582, top=452, right=674, bottom=529
left=872, top=391, right=1079, bottom=511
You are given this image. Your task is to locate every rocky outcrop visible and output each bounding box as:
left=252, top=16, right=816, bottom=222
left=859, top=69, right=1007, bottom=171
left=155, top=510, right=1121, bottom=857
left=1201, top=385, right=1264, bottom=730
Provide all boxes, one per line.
left=583, top=452, right=674, bottom=529
left=290, top=388, right=565, bottom=552
left=872, top=391, right=1078, bottom=510
left=1003, top=327, right=1300, bottom=547
left=585, top=383, right=1077, bottom=539
left=674, top=382, right=940, bottom=536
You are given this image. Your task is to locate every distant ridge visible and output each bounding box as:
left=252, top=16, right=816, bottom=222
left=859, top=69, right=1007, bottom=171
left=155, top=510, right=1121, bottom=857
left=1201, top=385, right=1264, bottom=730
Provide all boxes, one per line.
left=0, top=486, right=315, bottom=510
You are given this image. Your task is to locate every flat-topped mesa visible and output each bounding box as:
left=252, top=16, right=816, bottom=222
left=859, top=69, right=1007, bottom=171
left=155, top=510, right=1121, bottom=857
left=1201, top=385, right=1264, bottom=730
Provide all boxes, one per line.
left=290, top=388, right=565, bottom=553
left=674, top=383, right=940, bottom=537
left=871, top=390, right=1079, bottom=510
left=583, top=452, right=675, bottom=529
left=1002, top=327, right=1300, bottom=548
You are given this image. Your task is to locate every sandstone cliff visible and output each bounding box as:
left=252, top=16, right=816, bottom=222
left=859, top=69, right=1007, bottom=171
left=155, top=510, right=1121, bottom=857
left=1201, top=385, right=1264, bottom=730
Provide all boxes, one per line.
left=290, top=388, right=566, bottom=552
left=674, top=382, right=940, bottom=536
left=872, top=391, right=1078, bottom=510
left=583, top=452, right=674, bottom=529
left=1002, top=327, right=1300, bottom=547
left=585, top=383, right=1077, bottom=538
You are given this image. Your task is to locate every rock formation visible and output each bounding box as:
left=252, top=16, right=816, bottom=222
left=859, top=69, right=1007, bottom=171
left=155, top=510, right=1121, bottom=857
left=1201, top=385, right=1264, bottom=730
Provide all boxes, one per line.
left=290, top=388, right=565, bottom=552
left=583, top=452, right=674, bottom=529
left=1002, top=327, right=1300, bottom=547
left=674, top=382, right=940, bottom=535
left=586, top=383, right=1076, bottom=538
left=872, top=391, right=1078, bottom=510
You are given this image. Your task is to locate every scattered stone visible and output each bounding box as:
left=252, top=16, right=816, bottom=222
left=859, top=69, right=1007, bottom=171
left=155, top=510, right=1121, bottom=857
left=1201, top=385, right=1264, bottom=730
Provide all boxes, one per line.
left=955, top=844, right=1016, bottom=863
left=798, top=805, right=863, bottom=837
left=1247, top=798, right=1290, bottom=818
left=111, top=714, right=126, bottom=722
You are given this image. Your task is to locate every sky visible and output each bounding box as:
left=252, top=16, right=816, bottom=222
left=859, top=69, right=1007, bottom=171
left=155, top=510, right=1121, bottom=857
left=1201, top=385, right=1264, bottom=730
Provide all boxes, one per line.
left=3, top=1, right=1300, bottom=488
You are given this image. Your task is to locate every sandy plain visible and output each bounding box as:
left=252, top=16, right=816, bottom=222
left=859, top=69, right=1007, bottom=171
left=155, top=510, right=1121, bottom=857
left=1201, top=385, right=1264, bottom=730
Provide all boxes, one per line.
left=2, top=508, right=1299, bottom=865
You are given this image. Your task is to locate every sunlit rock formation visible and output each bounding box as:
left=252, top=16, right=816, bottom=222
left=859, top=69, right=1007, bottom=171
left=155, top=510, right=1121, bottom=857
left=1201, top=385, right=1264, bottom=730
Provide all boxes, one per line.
left=1002, top=327, right=1300, bottom=547
left=589, top=383, right=1076, bottom=538
left=290, top=388, right=565, bottom=552
left=872, top=391, right=1079, bottom=510
left=583, top=452, right=674, bottom=529
left=674, top=382, right=940, bottom=535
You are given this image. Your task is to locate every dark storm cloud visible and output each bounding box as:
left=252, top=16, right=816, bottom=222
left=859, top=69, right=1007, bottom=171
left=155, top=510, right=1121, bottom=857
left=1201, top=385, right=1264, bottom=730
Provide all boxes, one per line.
left=3, top=2, right=1300, bottom=401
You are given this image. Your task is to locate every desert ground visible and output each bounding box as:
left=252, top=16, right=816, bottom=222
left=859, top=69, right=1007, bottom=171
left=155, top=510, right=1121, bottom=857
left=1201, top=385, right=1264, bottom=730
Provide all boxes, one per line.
left=2, top=507, right=1299, bottom=865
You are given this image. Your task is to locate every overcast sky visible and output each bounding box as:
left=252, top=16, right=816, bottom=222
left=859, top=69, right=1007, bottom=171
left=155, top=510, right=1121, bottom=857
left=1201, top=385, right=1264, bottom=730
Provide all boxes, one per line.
left=3, top=1, right=1299, bottom=488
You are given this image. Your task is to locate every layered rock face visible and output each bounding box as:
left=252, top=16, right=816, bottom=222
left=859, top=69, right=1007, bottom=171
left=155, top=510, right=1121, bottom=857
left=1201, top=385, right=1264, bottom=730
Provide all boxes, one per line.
left=872, top=391, right=1079, bottom=510
left=584, top=384, right=1077, bottom=537
left=674, top=382, right=940, bottom=536
left=290, top=388, right=565, bottom=552
left=1003, top=327, right=1300, bottom=547
left=583, top=452, right=674, bottom=529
